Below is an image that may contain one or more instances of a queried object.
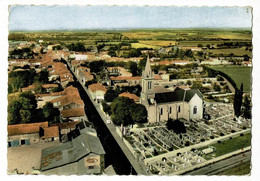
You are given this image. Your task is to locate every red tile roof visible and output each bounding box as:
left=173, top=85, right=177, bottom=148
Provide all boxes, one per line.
left=41, top=84, right=59, bottom=89
left=88, top=83, right=107, bottom=93
left=119, top=92, right=140, bottom=102
left=42, top=126, right=60, bottom=138
left=61, top=108, right=85, bottom=118
left=8, top=122, right=49, bottom=136
left=50, top=121, right=80, bottom=129
left=110, top=76, right=141, bottom=81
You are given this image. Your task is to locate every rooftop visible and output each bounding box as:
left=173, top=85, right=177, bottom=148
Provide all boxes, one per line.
left=155, top=87, right=203, bottom=104
left=119, top=92, right=140, bottom=102
left=88, top=83, right=107, bottom=93
left=41, top=132, right=105, bottom=171
left=8, top=122, right=48, bottom=136
left=61, top=108, right=85, bottom=118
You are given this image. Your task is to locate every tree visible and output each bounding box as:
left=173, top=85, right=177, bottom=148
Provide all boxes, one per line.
left=234, top=83, right=243, bottom=117
left=243, top=95, right=251, bottom=119
left=166, top=118, right=186, bottom=134
left=128, top=61, right=138, bottom=76
left=110, top=97, right=134, bottom=126
left=8, top=100, right=22, bottom=125
left=130, top=103, right=147, bottom=124
left=35, top=69, right=49, bottom=83
left=128, top=48, right=142, bottom=57
left=8, top=92, right=37, bottom=124
left=104, top=88, right=118, bottom=102
left=42, top=102, right=55, bottom=120
left=191, top=81, right=203, bottom=90
left=213, top=83, right=221, bottom=92
left=20, top=109, right=32, bottom=123
left=101, top=101, right=112, bottom=115
left=184, top=49, right=194, bottom=57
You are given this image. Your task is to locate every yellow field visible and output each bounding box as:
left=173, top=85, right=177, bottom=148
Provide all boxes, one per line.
left=131, top=43, right=160, bottom=49
left=139, top=40, right=177, bottom=47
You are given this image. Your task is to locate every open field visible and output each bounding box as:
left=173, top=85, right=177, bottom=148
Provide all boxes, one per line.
left=210, top=66, right=252, bottom=92
left=139, top=40, right=177, bottom=47
left=218, top=161, right=251, bottom=175
left=179, top=40, right=251, bottom=47
left=206, top=48, right=251, bottom=57
left=131, top=43, right=160, bottom=49
left=122, top=29, right=252, bottom=40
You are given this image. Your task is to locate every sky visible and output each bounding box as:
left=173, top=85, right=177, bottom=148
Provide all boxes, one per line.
left=9, top=5, right=252, bottom=31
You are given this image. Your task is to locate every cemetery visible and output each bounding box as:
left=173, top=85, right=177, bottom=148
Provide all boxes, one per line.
left=123, top=103, right=251, bottom=175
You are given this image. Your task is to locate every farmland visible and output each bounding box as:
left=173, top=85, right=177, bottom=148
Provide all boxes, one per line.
left=206, top=48, right=251, bottom=56
left=210, top=66, right=252, bottom=92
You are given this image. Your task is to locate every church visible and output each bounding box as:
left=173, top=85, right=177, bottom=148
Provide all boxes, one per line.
left=140, top=57, right=204, bottom=123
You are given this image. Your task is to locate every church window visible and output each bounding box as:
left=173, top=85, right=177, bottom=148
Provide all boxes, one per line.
left=161, top=108, right=163, bottom=115
left=178, top=106, right=181, bottom=113
left=193, top=106, right=197, bottom=114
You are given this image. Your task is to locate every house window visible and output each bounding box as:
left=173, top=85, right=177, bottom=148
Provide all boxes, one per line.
left=170, top=107, right=172, bottom=114
left=160, top=108, right=163, bottom=115
left=193, top=106, right=197, bottom=114
left=178, top=106, right=181, bottom=113
left=89, top=166, right=94, bottom=169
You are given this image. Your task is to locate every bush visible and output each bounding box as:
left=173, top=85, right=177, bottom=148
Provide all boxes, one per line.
left=240, top=133, right=244, bottom=136
left=185, top=142, right=190, bottom=146
left=217, top=140, right=222, bottom=144
left=210, top=136, right=214, bottom=139
left=231, top=130, right=236, bottom=133
left=220, top=133, right=225, bottom=136
left=200, top=138, right=205, bottom=142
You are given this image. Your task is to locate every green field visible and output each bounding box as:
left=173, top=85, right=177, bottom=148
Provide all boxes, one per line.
left=206, top=48, right=251, bottom=56
left=199, top=133, right=251, bottom=160
left=218, top=161, right=251, bottom=175
left=210, top=66, right=252, bottom=92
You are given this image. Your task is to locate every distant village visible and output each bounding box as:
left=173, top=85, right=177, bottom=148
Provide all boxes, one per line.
left=7, top=36, right=252, bottom=175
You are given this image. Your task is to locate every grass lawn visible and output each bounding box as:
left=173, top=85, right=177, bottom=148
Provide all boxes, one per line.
left=210, top=65, right=252, bottom=92
left=199, top=133, right=251, bottom=160
left=218, top=161, right=251, bottom=175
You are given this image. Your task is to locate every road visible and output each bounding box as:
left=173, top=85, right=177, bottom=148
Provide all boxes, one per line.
left=184, top=150, right=251, bottom=175
left=66, top=61, right=148, bottom=175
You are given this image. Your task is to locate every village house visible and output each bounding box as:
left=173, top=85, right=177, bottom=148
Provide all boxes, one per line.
left=110, top=76, right=142, bottom=87
left=119, top=92, right=140, bottom=102
left=36, top=92, right=63, bottom=108
left=140, top=57, right=203, bottom=123
left=151, top=60, right=191, bottom=66
left=61, top=108, right=87, bottom=122
left=106, top=66, right=132, bottom=77
left=40, top=129, right=105, bottom=175
left=181, top=46, right=202, bottom=51
left=51, top=86, right=84, bottom=110
left=50, top=121, right=80, bottom=135
left=88, top=83, right=107, bottom=103
left=75, top=66, right=94, bottom=85
left=7, top=122, right=60, bottom=147
left=201, top=58, right=232, bottom=65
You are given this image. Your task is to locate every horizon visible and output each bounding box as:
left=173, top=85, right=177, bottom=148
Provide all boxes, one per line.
left=9, top=6, right=252, bottom=31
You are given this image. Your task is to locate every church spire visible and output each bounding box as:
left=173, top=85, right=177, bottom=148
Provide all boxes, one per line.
left=143, top=54, right=153, bottom=78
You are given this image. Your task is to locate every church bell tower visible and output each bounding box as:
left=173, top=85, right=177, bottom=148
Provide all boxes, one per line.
left=141, top=55, right=155, bottom=104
